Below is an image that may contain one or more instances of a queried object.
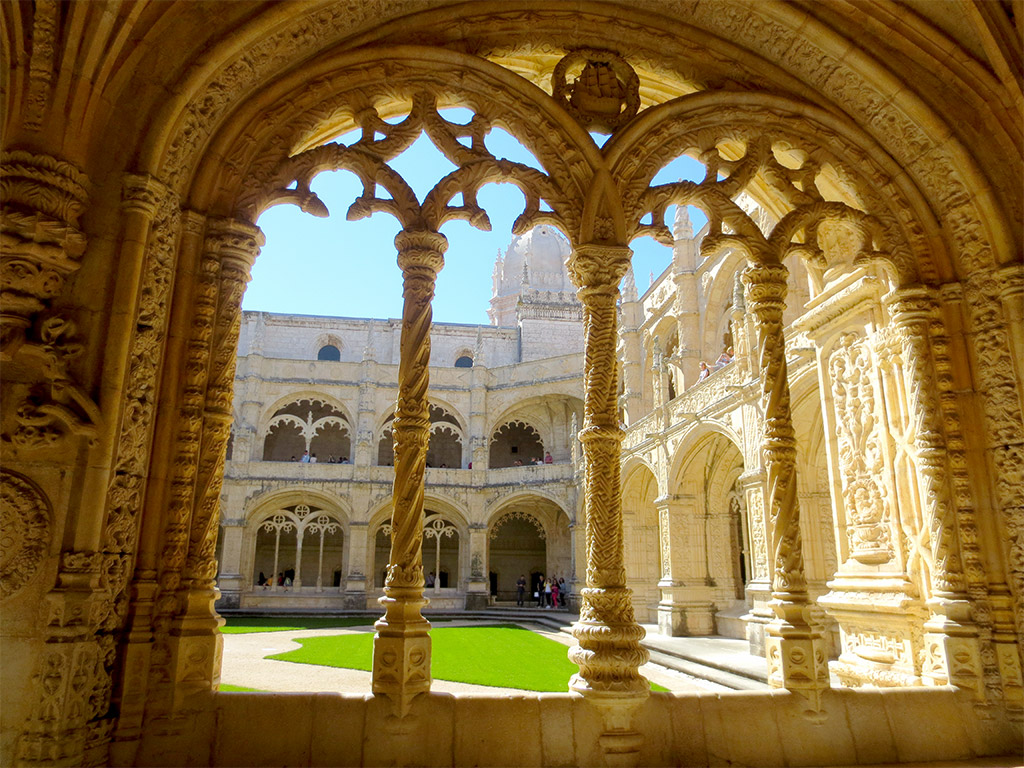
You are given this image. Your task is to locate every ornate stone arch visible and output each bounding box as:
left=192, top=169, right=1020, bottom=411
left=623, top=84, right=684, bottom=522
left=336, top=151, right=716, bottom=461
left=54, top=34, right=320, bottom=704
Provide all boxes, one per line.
left=615, top=98, right=926, bottom=278
left=242, top=488, right=350, bottom=593
left=666, top=422, right=745, bottom=493
left=186, top=46, right=602, bottom=238
left=258, top=392, right=354, bottom=437
left=259, top=395, right=353, bottom=461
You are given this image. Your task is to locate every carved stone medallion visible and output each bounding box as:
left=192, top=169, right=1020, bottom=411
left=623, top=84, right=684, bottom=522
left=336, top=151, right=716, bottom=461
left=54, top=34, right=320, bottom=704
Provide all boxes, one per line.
left=0, top=470, right=52, bottom=600
left=552, top=49, right=640, bottom=133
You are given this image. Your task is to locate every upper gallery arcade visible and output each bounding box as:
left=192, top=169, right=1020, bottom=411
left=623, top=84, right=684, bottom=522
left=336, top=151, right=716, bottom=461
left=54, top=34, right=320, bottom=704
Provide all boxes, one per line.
left=1, top=2, right=1021, bottom=767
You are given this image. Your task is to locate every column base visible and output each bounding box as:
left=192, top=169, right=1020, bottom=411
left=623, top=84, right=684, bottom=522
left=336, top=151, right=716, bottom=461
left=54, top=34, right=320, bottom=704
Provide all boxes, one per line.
left=342, top=591, right=368, bottom=610
left=372, top=588, right=431, bottom=718
left=765, top=596, right=830, bottom=712
left=818, top=575, right=928, bottom=688
left=657, top=600, right=715, bottom=636
left=923, top=597, right=984, bottom=699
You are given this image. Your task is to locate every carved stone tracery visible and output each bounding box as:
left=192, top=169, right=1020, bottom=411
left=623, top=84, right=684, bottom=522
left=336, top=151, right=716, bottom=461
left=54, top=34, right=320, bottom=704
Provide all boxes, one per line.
left=828, top=332, right=892, bottom=564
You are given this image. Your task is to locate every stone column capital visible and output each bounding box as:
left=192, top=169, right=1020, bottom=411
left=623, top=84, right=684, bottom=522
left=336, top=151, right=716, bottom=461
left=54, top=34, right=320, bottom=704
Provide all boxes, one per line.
left=568, top=243, right=632, bottom=291
left=204, top=217, right=265, bottom=271
left=394, top=229, right=447, bottom=274
left=121, top=173, right=168, bottom=217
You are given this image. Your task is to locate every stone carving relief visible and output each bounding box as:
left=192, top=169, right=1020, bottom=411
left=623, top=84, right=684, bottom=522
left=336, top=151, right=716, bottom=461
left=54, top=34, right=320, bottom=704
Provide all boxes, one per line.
left=489, top=509, right=546, bottom=540
left=0, top=150, right=99, bottom=449
left=551, top=49, right=640, bottom=133
left=0, top=471, right=52, bottom=600
left=828, top=333, right=892, bottom=564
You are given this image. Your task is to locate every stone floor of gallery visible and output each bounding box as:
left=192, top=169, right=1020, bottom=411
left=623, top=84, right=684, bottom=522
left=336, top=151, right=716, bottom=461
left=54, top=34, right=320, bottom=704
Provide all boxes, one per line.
left=219, top=612, right=764, bottom=695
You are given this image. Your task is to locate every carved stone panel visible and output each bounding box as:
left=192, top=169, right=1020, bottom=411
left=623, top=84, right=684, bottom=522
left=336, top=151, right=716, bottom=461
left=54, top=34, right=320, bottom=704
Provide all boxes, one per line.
left=828, top=333, right=892, bottom=564
left=0, top=470, right=52, bottom=600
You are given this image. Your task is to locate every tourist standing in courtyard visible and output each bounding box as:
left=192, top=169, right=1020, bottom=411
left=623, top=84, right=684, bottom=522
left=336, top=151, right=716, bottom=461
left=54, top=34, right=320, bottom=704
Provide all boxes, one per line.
left=551, top=577, right=560, bottom=608
left=516, top=574, right=526, bottom=606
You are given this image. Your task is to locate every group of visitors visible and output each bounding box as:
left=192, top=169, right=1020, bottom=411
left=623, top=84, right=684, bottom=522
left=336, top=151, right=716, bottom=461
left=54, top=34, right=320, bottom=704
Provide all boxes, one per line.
left=512, top=452, right=554, bottom=467
left=290, top=452, right=349, bottom=463
left=515, top=574, right=568, bottom=608
left=697, top=346, right=735, bottom=382
left=257, top=569, right=294, bottom=590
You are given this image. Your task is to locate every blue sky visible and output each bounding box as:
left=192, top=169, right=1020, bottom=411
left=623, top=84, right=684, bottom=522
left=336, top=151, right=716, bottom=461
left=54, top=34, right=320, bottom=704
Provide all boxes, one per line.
left=245, top=113, right=708, bottom=325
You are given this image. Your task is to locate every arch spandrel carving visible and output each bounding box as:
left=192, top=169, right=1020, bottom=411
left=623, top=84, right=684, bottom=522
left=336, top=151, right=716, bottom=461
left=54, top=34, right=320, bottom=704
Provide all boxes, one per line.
left=191, top=49, right=603, bottom=240
left=604, top=94, right=937, bottom=285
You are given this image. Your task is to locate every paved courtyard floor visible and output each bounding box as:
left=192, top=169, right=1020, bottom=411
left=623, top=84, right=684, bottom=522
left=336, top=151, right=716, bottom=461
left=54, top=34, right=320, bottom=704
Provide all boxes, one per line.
left=220, top=620, right=730, bottom=694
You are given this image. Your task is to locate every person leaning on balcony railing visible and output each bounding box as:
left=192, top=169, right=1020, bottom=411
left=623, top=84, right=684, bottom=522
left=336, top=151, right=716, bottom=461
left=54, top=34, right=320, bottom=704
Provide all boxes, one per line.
left=698, top=361, right=711, bottom=381
left=713, top=347, right=732, bottom=371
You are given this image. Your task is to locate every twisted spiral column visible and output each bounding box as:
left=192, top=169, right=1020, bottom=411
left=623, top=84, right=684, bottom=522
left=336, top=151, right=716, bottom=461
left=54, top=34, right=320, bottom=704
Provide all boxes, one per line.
left=742, top=263, right=828, bottom=709
left=372, top=229, right=446, bottom=717
left=567, top=244, right=649, bottom=760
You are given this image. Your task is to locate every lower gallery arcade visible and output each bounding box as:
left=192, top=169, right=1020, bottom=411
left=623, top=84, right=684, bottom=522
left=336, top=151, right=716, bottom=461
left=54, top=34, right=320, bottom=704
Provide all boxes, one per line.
left=1, top=2, right=1022, bottom=766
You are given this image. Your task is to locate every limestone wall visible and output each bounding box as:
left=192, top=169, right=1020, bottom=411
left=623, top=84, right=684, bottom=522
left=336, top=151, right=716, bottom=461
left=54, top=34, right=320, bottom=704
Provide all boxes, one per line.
left=134, top=688, right=1020, bottom=767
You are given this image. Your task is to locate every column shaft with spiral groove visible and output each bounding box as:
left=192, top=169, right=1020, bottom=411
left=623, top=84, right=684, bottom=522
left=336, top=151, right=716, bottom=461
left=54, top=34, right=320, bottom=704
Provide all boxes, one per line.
left=567, top=243, right=649, bottom=763
left=743, top=262, right=829, bottom=710
left=371, top=229, right=447, bottom=717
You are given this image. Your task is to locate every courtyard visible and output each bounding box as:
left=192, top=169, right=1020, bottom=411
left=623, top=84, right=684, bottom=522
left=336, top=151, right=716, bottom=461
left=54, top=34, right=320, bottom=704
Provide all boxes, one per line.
left=218, top=616, right=737, bottom=695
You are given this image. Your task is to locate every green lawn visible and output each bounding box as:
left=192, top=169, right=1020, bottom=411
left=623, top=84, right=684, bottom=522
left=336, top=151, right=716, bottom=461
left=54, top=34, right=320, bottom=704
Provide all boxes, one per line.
left=267, top=624, right=667, bottom=692
left=220, top=616, right=375, bottom=634
left=219, top=683, right=264, bottom=692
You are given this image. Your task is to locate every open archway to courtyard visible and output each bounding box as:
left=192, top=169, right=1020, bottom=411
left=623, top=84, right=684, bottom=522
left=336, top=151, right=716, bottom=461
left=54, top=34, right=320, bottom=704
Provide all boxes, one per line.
left=487, top=496, right=571, bottom=603
left=3, top=3, right=1021, bottom=766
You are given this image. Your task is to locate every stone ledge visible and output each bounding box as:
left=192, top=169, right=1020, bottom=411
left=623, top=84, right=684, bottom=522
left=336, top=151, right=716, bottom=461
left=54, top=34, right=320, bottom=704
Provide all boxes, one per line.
left=131, top=687, right=1020, bottom=767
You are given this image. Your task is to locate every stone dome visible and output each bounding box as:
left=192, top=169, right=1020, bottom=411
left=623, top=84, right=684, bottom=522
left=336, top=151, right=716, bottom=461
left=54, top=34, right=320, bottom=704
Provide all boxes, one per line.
left=495, top=226, right=572, bottom=297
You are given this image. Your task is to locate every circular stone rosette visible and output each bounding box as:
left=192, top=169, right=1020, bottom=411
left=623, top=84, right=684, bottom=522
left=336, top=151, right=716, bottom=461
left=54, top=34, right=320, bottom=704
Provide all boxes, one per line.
left=0, top=470, right=52, bottom=600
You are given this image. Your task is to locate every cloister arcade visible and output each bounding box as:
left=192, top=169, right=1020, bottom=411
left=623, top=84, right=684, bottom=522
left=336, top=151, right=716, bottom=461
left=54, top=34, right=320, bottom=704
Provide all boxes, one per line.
left=260, top=396, right=353, bottom=461
left=2, top=2, right=1021, bottom=766
left=377, top=404, right=465, bottom=468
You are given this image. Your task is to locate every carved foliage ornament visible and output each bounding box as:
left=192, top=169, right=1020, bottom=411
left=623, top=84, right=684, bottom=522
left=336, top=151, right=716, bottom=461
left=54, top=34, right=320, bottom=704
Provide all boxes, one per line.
left=0, top=471, right=52, bottom=600
left=490, top=510, right=546, bottom=540
left=828, top=333, right=892, bottom=564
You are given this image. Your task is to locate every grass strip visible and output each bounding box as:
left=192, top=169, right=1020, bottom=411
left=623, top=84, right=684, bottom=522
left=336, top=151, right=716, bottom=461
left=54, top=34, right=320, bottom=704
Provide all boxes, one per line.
left=219, top=684, right=265, bottom=692
left=266, top=624, right=667, bottom=692
left=220, top=616, right=374, bottom=634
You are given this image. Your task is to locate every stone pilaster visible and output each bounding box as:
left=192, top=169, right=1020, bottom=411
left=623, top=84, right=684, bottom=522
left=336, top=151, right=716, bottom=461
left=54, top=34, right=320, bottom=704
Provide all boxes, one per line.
left=164, top=219, right=262, bottom=715
left=567, top=243, right=649, bottom=761
left=465, top=523, right=490, bottom=609
left=743, top=262, right=829, bottom=710
left=343, top=521, right=370, bottom=608
left=372, top=229, right=446, bottom=717
left=887, top=288, right=985, bottom=696
left=655, top=495, right=688, bottom=636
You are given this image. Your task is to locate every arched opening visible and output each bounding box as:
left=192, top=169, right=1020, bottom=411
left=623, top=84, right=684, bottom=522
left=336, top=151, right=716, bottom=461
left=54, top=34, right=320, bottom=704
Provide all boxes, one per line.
left=488, top=512, right=546, bottom=603
left=660, top=433, right=746, bottom=636
left=372, top=513, right=461, bottom=590
left=253, top=514, right=298, bottom=591
left=422, top=513, right=460, bottom=590
left=489, top=420, right=544, bottom=467
left=316, top=344, right=341, bottom=361
left=261, top=398, right=351, bottom=462
left=454, top=355, right=473, bottom=368
left=251, top=505, right=345, bottom=593
left=262, top=421, right=305, bottom=461
left=8, top=4, right=1022, bottom=764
